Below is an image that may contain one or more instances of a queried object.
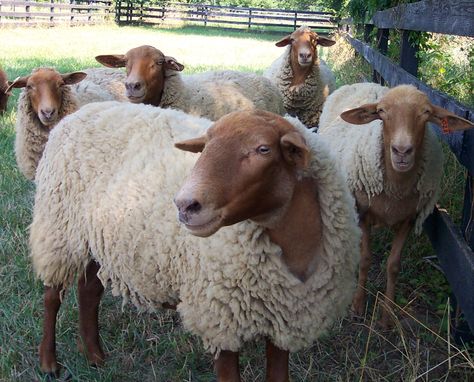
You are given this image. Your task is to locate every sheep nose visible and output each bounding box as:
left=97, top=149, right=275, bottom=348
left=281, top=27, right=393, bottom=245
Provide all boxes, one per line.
left=299, top=52, right=311, bottom=60
left=174, top=198, right=202, bottom=223
left=40, top=108, right=55, bottom=119
left=391, top=144, right=413, bottom=156
left=125, top=81, right=143, bottom=91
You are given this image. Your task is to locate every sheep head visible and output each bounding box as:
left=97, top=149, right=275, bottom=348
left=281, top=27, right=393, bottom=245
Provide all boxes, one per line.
left=8, top=68, right=86, bottom=127
left=174, top=110, right=310, bottom=237
left=95, top=45, right=184, bottom=106
left=0, top=69, right=11, bottom=114
left=340, top=85, right=474, bottom=173
left=276, top=26, right=335, bottom=70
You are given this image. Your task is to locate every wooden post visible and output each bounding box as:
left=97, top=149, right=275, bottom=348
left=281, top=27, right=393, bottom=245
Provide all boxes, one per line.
left=88, top=0, right=93, bottom=23
left=204, top=6, right=208, bottom=27
left=248, top=9, right=251, bottom=29
left=70, top=0, right=75, bottom=24
left=25, top=0, right=30, bottom=23
left=373, top=28, right=389, bottom=85
left=50, top=0, right=54, bottom=24
left=400, top=29, right=419, bottom=77
left=115, top=0, right=120, bottom=23
left=294, top=11, right=297, bottom=30
left=363, top=24, right=373, bottom=43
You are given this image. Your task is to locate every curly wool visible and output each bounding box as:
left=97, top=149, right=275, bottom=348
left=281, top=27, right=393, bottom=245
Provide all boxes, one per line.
left=30, top=102, right=360, bottom=355
left=264, top=46, right=335, bottom=128
left=14, top=68, right=126, bottom=180
left=159, top=69, right=285, bottom=120
left=318, top=83, right=442, bottom=234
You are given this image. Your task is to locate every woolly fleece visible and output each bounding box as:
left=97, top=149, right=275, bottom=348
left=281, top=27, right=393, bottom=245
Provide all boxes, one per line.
left=30, top=102, right=360, bottom=354
left=264, top=44, right=336, bottom=128
left=160, top=69, right=285, bottom=120
left=14, top=68, right=125, bottom=180
left=318, top=83, right=443, bottom=234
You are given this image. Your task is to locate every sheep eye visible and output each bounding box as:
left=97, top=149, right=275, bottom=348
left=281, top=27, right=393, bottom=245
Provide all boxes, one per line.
left=377, top=108, right=385, bottom=114
left=424, top=109, right=431, bottom=114
left=26, top=84, right=33, bottom=90
left=257, top=145, right=271, bottom=155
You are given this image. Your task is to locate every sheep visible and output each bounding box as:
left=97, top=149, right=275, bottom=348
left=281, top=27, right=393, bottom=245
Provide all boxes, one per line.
left=318, top=83, right=474, bottom=327
left=10, top=67, right=125, bottom=180
left=0, top=67, right=11, bottom=114
left=263, top=26, right=336, bottom=128
left=30, top=103, right=360, bottom=380
left=95, top=45, right=285, bottom=119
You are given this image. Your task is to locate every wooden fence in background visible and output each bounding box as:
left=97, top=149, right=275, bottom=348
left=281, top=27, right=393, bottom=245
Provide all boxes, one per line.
left=116, top=1, right=337, bottom=34
left=0, top=0, right=113, bottom=26
left=341, top=0, right=474, bottom=337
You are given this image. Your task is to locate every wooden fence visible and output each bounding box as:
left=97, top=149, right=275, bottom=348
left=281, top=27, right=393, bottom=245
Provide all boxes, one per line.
left=116, top=1, right=337, bottom=34
left=0, top=0, right=113, bottom=26
left=341, top=0, right=474, bottom=336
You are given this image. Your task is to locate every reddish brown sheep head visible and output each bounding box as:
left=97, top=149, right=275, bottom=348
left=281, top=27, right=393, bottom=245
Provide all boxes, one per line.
left=95, top=45, right=184, bottom=106
left=340, top=85, right=474, bottom=173
left=8, top=68, right=86, bottom=127
left=276, top=26, right=335, bottom=68
left=174, top=110, right=310, bottom=237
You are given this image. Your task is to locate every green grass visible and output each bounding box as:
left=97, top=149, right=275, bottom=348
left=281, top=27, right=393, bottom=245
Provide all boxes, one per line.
left=1, top=24, right=473, bottom=381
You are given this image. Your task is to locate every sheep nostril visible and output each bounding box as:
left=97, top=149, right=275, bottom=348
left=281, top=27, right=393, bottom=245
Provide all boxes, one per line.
left=391, top=145, right=413, bottom=156
left=186, top=200, right=201, bottom=214
left=41, top=109, right=55, bottom=119
left=133, top=82, right=142, bottom=91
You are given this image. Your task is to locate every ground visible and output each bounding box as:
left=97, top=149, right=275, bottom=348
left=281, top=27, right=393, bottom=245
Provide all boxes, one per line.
left=0, top=24, right=473, bottom=381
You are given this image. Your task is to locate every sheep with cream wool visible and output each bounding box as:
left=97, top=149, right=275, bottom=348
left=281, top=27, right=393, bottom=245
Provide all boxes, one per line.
left=11, top=67, right=124, bottom=180
left=318, top=82, right=474, bottom=327
left=96, top=45, right=285, bottom=119
left=30, top=102, right=360, bottom=380
left=264, top=26, right=336, bottom=128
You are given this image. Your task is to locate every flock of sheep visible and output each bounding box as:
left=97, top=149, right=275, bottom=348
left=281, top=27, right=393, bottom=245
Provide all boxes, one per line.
left=2, top=25, right=474, bottom=381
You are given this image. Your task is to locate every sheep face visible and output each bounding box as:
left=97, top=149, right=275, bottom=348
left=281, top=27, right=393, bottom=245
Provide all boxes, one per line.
left=95, top=45, right=184, bottom=106
left=174, top=110, right=310, bottom=237
left=0, top=69, right=11, bottom=114
left=276, top=27, right=335, bottom=69
left=340, top=85, right=474, bottom=173
left=9, top=68, right=86, bottom=127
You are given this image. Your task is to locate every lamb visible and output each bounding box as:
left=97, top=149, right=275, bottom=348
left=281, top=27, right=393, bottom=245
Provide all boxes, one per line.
left=10, top=67, right=125, bottom=180
left=95, top=45, right=285, bottom=119
left=0, top=67, right=11, bottom=114
left=30, top=103, right=360, bottom=380
left=264, top=26, right=336, bottom=128
left=318, top=83, right=474, bottom=327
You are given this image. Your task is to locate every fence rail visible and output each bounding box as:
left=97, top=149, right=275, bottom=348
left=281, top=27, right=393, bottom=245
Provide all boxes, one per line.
left=341, top=0, right=474, bottom=335
left=116, top=1, right=337, bottom=34
left=0, top=0, right=113, bottom=26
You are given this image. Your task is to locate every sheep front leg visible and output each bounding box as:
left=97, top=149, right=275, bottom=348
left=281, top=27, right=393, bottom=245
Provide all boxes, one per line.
left=39, top=285, right=63, bottom=376
left=77, top=260, right=105, bottom=366
left=380, top=220, right=412, bottom=329
left=214, top=350, right=241, bottom=382
left=266, top=339, right=289, bottom=382
left=352, top=218, right=371, bottom=316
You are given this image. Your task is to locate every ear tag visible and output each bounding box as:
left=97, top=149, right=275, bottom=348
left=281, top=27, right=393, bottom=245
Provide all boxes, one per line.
left=441, top=117, right=452, bottom=134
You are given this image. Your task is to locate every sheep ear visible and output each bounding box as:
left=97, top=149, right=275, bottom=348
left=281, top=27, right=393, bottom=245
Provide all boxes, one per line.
left=340, top=103, right=380, bottom=125
left=164, top=56, right=184, bottom=72
left=317, top=36, right=336, bottom=47
left=62, top=72, right=87, bottom=85
left=6, top=76, right=29, bottom=90
left=95, top=54, right=127, bottom=68
left=275, top=34, right=292, bottom=47
left=429, top=105, right=474, bottom=132
left=280, top=131, right=310, bottom=168
left=175, top=135, right=207, bottom=153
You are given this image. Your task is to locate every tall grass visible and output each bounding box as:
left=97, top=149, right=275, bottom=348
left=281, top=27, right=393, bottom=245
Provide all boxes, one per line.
left=0, top=24, right=472, bottom=381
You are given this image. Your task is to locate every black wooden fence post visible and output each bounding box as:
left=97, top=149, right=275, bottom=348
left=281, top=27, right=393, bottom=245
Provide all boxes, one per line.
left=248, top=9, right=251, bottom=29
left=400, top=29, right=419, bottom=76
left=294, top=11, right=297, bottom=30
left=373, top=28, right=389, bottom=84
left=50, top=0, right=54, bottom=24
left=25, top=0, right=30, bottom=23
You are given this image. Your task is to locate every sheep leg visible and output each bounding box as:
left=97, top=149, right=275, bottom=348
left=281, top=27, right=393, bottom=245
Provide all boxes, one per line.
left=77, top=260, right=105, bottom=366
left=39, top=285, right=63, bottom=376
left=380, top=220, right=412, bottom=329
left=265, top=339, right=289, bottom=382
left=352, top=218, right=371, bottom=316
left=214, top=350, right=241, bottom=382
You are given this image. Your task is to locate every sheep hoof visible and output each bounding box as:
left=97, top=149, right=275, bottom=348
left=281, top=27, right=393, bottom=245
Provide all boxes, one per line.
left=39, top=345, right=60, bottom=377
left=77, top=338, right=105, bottom=367
left=351, top=296, right=366, bottom=317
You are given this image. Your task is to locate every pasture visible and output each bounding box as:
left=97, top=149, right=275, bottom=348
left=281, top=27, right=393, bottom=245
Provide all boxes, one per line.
left=0, top=24, right=473, bottom=381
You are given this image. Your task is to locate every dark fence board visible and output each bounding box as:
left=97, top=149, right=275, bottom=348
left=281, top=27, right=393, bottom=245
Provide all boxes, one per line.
left=424, top=208, right=474, bottom=332
left=372, top=0, right=474, bottom=37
